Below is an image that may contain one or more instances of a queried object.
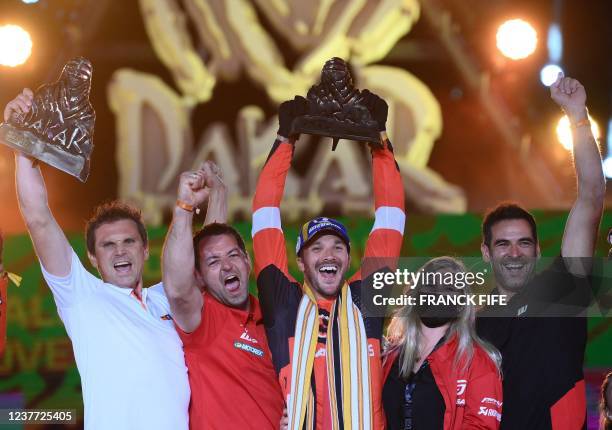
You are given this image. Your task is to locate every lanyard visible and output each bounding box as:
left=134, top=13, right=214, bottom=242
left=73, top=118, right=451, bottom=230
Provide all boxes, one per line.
left=403, top=360, right=429, bottom=430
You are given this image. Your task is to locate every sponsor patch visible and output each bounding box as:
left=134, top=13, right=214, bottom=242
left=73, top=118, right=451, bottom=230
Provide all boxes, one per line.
left=456, top=379, right=467, bottom=395
left=240, top=331, right=259, bottom=344
left=315, top=347, right=326, bottom=358
left=481, top=397, right=503, bottom=408
left=234, top=341, right=264, bottom=357
left=478, top=406, right=502, bottom=421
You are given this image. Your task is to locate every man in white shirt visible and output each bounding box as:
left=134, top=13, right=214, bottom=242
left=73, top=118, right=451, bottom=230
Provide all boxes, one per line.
left=5, top=88, right=190, bottom=430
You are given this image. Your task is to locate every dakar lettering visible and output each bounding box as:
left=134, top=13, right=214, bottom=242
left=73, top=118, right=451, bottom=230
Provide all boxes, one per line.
left=107, top=0, right=466, bottom=225
left=7, top=294, right=58, bottom=329
left=0, top=338, right=73, bottom=374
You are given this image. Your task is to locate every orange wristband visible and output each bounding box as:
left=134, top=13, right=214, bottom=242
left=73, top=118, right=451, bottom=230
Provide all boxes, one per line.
left=176, top=200, right=200, bottom=214
left=571, top=118, right=590, bottom=129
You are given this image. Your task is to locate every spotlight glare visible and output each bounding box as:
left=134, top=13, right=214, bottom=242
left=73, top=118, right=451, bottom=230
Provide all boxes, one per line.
left=496, top=19, right=538, bottom=60
left=603, top=158, right=612, bottom=179
left=547, top=24, right=563, bottom=62
left=556, top=115, right=600, bottom=151
left=540, top=64, right=563, bottom=86
left=0, top=25, right=32, bottom=67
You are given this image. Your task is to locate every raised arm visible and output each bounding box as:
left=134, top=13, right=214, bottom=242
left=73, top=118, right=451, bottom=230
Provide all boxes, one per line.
left=6, top=89, right=71, bottom=277
left=351, top=92, right=406, bottom=282
left=551, top=75, right=606, bottom=260
left=162, top=161, right=226, bottom=332
left=251, top=97, right=308, bottom=278
left=365, top=133, right=406, bottom=259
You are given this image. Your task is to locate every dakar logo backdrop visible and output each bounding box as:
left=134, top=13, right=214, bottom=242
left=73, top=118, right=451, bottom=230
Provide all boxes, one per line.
left=107, top=0, right=466, bottom=225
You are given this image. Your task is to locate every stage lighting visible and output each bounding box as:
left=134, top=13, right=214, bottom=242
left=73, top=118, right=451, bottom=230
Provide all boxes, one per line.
left=0, top=25, right=32, bottom=67
left=540, top=64, right=563, bottom=86
left=556, top=115, right=600, bottom=151
left=547, top=24, right=562, bottom=63
left=496, top=19, right=537, bottom=60
left=603, top=158, right=612, bottom=179
left=22, top=0, right=39, bottom=3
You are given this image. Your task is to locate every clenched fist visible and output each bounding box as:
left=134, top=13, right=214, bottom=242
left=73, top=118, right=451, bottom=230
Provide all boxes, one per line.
left=177, top=161, right=224, bottom=209
left=550, top=73, right=587, bottom=120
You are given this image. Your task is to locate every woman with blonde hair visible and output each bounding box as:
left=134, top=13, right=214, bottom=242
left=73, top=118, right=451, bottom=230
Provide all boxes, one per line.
left=382, top=256, right=503, bottom=429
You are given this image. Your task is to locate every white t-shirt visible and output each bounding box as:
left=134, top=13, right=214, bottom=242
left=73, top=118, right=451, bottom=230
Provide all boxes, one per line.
left=41, top=250, right=190, bottom=430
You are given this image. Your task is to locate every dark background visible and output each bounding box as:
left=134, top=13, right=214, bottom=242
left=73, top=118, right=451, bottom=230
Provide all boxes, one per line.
left=0, top=0, right=610, bottom=234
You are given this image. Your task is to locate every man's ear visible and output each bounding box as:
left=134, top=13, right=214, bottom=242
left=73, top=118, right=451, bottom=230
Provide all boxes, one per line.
left=297, top=256, right=305, bottom=273
left=481, top=242, right=491, bottom=263
left=144, top=245, right=150, bottom=260
left=536, top=243, right=541, bottom=259
left=87, top=251, right=98, bottom=269
left=194, top=268, right=206, bottom=289
left=245, top=251, right=252, bottom=271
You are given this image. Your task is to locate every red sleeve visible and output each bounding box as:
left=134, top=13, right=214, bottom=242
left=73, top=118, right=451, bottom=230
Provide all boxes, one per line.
left=463, top=358, right=503, bottom=429
left=175, top=293, right=215, bottom=348
left=252, top=139, right=294, bottom=279
left=352, top=138, right=405, bottom=282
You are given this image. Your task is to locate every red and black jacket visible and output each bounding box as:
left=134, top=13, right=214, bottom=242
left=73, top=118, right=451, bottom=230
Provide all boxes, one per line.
left=382, top=335, right=503, bottom=430
left=251, top=137, right=405, bottom=428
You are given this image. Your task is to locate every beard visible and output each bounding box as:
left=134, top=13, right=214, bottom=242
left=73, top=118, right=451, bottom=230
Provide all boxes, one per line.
left=491, top=255, right=536, bottom=293
left=303, top=263, right=346, bottom=299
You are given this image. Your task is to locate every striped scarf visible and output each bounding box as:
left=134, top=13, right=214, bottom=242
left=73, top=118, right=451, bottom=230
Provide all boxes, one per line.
left=287, top=281, right=372, bottom=430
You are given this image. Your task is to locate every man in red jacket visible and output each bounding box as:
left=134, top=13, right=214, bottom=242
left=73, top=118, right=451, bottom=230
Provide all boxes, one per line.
left=162, top=162, right=284, bottom=429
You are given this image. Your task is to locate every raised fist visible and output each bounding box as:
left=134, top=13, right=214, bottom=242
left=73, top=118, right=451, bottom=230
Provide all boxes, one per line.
left=178, top=170, right=206, bottom=208
left=278, top=96, right=310, bottom=138
left=177, top=161, right=225, bottom=209
left=550, top=73, right=587, bottom=118
left=359, top=89, right=388, bottom=131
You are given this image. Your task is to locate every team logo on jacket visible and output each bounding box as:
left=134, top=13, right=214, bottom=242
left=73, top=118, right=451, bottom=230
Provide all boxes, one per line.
left=481, top=397, right=503, bottom=408
left=240, top=329, right=259, bottom=344
left=456, top=379, right=467, bottom=406
left=234, top=341, right=264, bottom=357
left=478, top=397, right=502, bottom=421
left=456, top=379, right=467, bottom=395
left=478, top=406, right=502, bottom=421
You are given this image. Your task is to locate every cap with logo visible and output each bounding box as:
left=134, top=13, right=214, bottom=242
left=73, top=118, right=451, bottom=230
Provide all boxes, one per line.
left=296, top=217, right=350, bottom=255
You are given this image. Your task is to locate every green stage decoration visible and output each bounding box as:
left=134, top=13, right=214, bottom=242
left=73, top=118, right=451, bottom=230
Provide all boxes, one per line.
left=0, top=212, right=610, bottom=421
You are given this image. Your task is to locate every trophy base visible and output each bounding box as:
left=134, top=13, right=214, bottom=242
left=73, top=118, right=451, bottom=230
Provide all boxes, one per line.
left=0, top=123, right=89, bottom=182
left=291, top=116, right=381, bottom=149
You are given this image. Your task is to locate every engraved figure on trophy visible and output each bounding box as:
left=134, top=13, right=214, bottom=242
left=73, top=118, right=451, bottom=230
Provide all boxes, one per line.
left=291, top=57, right=382, bottom=150
left=0, top=57, right=95, bottom=182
